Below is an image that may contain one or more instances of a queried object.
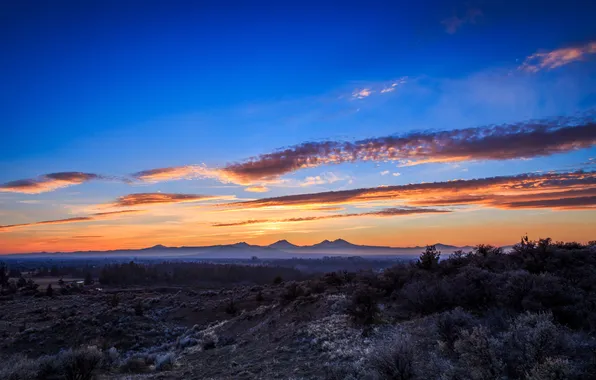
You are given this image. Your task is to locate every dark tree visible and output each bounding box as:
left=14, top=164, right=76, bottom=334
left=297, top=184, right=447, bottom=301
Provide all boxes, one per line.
left=17, top=276, right=27, bottom=288
left=417, top=245, right=441, bottom=270
left=46, top=284, right=53, bottom=297
left=109, top=293, right=120, bottom=308
left=225, top=298, right=237, bottom=315
left=0, top=262, right=8, bottom=287
left=134, top=300, right=144, bottom=316
left=84, top=272, right=93, bottom=286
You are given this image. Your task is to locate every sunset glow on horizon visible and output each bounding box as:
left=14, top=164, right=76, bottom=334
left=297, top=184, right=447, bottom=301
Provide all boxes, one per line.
left=1, top=1, right=595, bottom=254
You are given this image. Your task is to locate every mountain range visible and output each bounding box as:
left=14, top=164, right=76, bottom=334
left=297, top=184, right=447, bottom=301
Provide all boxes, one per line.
left=5, top=239, right=478, bottom=259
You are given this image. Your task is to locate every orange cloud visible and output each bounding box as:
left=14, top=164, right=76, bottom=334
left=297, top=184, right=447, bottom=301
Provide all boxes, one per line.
left=110, top=193, right=222, bottom=207
left=0, top=172, right=101, bottom=194
left=212, top=207, right=449, bottom=227
left=244, top=185, right=269, bottom=193
left=520, top=41, right=596, bottom=72
left=220, top=170, right=596, bottom=211
left=126, top=117, right=595, bottom=187
left=0, top=209, right=142, bottom=232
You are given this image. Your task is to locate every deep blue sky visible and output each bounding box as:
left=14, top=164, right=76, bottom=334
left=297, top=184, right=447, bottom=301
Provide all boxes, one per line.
left=2, top=0, right=595, bottom=163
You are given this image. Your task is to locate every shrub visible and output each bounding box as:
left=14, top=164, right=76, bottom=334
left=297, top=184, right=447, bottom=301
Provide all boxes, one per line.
left=106, top=347, right=119, bottom=365
left=435, top=307, right=477, bottom=352
left=399, top=279, right=450, bottom=314
left=453, top=326, right=504, bottom=380
left=119, top=356, right=149, bottom=373
left=109, top=293, right=120, bottom=308
left=225, top=298, right=237, bottom=315
left=134, top=300, right=144, bottom=316
left=58, top=347, right=103, bottom=380
left=449, top=266, right=500, bottom=309
left=17, top=276, right=27, bottom=288
left=155, top=352, right=175, bottom=371
left=346, top=286, right=380, bottom=325
left=282, top=282, right=305, bottom=302
left=501, top=312, right=570, bottom=378
left=473, top=244, right=503, bottom=258
left=202, top=331, right=218, bottom=350
left=526, top=357, right=577, bottom=380
left=0, top=354, right=39, bottom=380
left=177, top=335, right=199, bottom=348
left=36, top=346, right=104, bottom=380
left=309, top=280, right=327, bottom=294
left=273, top=275, right=283, bottom=284
left=324, top=272, right=344, bottom=286
left=256, top=290, right=264, bottom=302
left=369, top=334, right=416, bottom=380
left=46, top=284, right=53, bottom=297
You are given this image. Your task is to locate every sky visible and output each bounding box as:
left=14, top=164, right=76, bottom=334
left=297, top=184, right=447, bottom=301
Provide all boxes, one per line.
left=1, top=0, right=595, bottom=253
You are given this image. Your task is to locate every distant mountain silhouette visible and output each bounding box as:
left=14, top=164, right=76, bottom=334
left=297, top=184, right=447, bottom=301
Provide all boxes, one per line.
left=7, top=238, right=484, bottom=259
left=143, top=244, right=169, bottom=250
left=230, top=242, right=252, bottom=248
left=268, top=240, right=299, bottom=249
left=309, top=239, right=360, bottom=249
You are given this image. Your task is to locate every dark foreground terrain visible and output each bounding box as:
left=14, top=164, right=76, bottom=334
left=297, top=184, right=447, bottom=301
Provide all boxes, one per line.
left=1, top=238, right=596, bottom=379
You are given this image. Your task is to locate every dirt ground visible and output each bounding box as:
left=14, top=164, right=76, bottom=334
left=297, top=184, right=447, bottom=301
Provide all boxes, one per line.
left=0, top=281, right=375, bottom=379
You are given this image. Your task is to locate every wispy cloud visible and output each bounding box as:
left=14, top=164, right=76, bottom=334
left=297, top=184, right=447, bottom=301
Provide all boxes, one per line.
left=520, top=41, right=596, bottom=72
left=442, top=8, right=483, bottom=34
left=201, top=117, right=596, bottom=184
left=300, top=172, right=343, bottom=187
left=352, top=77, right=407, bottom=99
left=352, top=88, right=373, bottom=99
left=244, top=185, right=269, bottom=193
left=220, top=170, right=596, bottom=211
left=110, top=193, right=227, bottom=207
left=0, top=210, right=142, bottom=231
left=0, top=172, right=102, bottom=194
left=212, top=207, right=449, bottom=227
left=132, top=164, right=275, bottom=186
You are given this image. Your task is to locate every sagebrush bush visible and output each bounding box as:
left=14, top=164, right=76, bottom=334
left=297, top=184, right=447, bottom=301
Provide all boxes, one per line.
left=0, top=346, right=104, bottom=380
left=119, top=356, right=149, bottom=373
left=525, top=357, right=578, bottom=380
left=435, top=307, right=477, bottom=352
left=282, top=282, right=305, bottom=302
left=453, top=326, right=504, bottom=380
left=201, top=331, right=219, bottom=350
left=0, top=354, right=39, bottom=380
left=60, top=346, right=103, bottom=380
left=225, top=298, right=237, bottom=315
left=501, top=312, right=570, bottom=378
left=155, top=352, right=175, bottom=371
left=346, top=286, right=380, bottom=325
left=369, top=334, right=416, bottom=380
left=399, top=279, right=449, bottom=314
